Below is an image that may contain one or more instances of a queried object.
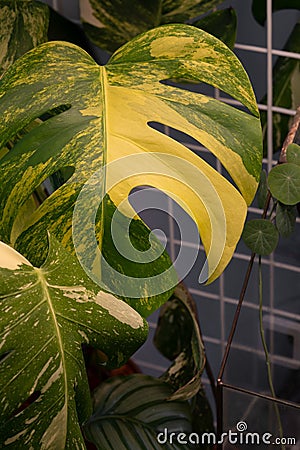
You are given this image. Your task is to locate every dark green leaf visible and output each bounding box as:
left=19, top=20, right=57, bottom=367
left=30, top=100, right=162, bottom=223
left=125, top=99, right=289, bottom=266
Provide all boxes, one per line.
left=242, top=219, right=279, bottom=255
left=161, top=0, right=225, bottom=23
left=257, top=169, right=268, bottom=209
left=83, top=374, right=192, bottom=450
left=276, top=202, right=297, bottom=237
left=286, top=143, right=300, bottom=166
left=252, top=0, right=300, bottom=26
left=0, top=235, right=148, bottom=449
left=81, top=0, right=162, bottom=53
left=80, top=0, right=226, bottom=52
left=154, top=287, right=194, bottom=361
left=0, top=0, right=49, bottom=74
left=193, top=7, right=237, bottom=49
left=154, top=284, right=206, bottom=400
left=260, top=23, right=300, bottom=155
left=191, top=388, right=215, bottom=446
left=268, top=163, right=300, bottom=205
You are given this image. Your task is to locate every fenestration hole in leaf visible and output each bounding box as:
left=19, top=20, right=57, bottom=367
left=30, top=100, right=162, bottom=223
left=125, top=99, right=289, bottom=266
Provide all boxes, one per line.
left=159, top=79, right=250, bottom=113
left=11, top=391, right=41, bottom=418
left=148, top=120, right=204, bottom=149
left=34, top=166, right=75, bottom=204
left=160, top=78, right=215, bottom=96
left=0, top=351, right=11, bottom=364
left=147, top=121, right=240, bottom=190
left=2, top=105, right=72, bottom=155
left=39, top=104, right=72, bottom=122
left=10, top=166, right=75, bottom=244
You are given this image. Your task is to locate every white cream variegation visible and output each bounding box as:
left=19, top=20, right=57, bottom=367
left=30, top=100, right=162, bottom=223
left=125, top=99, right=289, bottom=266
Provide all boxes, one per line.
left=0, top=236, right=147, bottom=449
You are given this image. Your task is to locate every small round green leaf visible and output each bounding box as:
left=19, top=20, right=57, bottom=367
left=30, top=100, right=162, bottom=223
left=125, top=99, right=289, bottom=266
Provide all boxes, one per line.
left=84, top=374, right=192, bottom=450
left=242, top=219, right=279, bottom=255
left=276, top=202, right=296, bottom=238
left=286, top=143, right=300, bottom=166
left=268, top=163, right=300, bottom=205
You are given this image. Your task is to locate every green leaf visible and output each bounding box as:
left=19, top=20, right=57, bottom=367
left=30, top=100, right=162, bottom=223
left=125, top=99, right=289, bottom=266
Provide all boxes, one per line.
left=257, top=169, right=268, bottom=209
left=80, top=0, right=162, bottom=53
left=252, top=0, right=300, bottom=26
left=191, top=388, right=215, bottom=446
left=268, top=163, right=300, bottom=205
left=286, top=143, right=300, bottom=166
left=0, top=0, right=49, bottom=75
left=0, top=25, right=262, bottom=293
left=0, top=234, right=148, bottom=449
left=80, top=0, right=230, bottom=53
left=260, top=23, right=300, bottom=155
left=83, top=374, right=192, bottom=450
left=276, top=202, right=296, bottom=238
left=242, top=219, right=279, bottom=255
left=193, top=7, right=237, bottom=49
left=154, top=284, right=205, bottom=400
left=161, top=0, right=225, bottom=23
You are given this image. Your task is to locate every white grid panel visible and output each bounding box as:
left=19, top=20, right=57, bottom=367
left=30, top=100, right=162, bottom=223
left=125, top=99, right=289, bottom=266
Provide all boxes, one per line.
left=44, top=0, right=300, bottom=408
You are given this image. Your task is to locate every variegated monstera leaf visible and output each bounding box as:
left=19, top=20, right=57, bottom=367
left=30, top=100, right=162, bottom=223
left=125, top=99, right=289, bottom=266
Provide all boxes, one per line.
left=0, top=235, right=148, bottom=449
left=0, top=25, right=262, bottom=308
left=0, top=0, right=49, bottom=75
left=80, top=0, right=226, bottom=52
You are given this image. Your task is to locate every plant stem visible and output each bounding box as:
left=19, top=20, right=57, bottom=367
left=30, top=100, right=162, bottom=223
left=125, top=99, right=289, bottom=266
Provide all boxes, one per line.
left=258, top=256, right=284, bottom=450
left=217, top=106, right=300, bottom=442
left=279, top=105, right=300, bottom=162
left=218, top=191, right=272, bottom=383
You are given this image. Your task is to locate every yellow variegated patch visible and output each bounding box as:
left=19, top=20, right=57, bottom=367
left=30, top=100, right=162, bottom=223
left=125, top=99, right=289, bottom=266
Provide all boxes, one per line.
left=0, top=24, right=262, bottom=297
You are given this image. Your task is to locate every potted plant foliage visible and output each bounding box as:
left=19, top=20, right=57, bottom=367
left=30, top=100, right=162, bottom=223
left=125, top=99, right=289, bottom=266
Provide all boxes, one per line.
left=0, top=1, right=298, bottom=449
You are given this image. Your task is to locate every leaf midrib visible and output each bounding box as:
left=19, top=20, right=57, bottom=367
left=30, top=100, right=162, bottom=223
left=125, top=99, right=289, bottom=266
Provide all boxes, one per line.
left=97, top=66, right=108, bottom=261
left=37, top=268, right=68, bottom=442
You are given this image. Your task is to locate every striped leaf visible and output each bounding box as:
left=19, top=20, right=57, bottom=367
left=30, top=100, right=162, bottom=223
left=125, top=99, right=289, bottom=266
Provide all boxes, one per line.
left=84, top=374, right=192, bottom=449
left=80, top=0, right=225, bottom=52
left=0, top=25, right=262, bottom=297
left=0, top=234, right=148, bottom=449
left=0, top=0, right=49, bottom=75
